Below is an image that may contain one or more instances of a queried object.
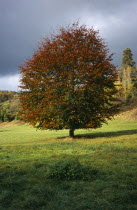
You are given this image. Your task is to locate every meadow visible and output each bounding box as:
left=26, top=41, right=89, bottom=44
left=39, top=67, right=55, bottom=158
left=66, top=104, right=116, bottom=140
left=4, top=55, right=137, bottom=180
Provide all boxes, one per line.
left=0, top=119, right=137, bottom=209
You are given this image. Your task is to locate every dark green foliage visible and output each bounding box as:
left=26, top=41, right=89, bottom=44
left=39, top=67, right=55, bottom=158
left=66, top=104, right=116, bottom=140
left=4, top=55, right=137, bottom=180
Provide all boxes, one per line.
left=0, top=101, right=10, bottom=122
left=120, top=48, right=137, bottom=103
left=46, top=159, right=99, bottom=181
left=122, top=48, right=135, bottom=68
left=0, top=91, right=16, bottom=103
left=0, top=93, right=20, bottom=122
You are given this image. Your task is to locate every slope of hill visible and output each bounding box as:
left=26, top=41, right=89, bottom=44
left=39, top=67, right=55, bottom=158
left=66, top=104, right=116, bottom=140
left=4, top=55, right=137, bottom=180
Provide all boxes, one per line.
left=0, top=90, right=137, bottom=123
left=0, top=90, right=16, bottom=102
left=117, top=105, right=137, bottom=121
left=0, top=91, right=20, bottom=122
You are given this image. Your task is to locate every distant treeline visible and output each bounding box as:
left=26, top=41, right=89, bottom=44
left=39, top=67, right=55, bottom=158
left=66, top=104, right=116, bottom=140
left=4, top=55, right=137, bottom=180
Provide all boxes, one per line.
left=0, top=91, right=16, bottom=103
left=0, top=91, right=20, bottom=122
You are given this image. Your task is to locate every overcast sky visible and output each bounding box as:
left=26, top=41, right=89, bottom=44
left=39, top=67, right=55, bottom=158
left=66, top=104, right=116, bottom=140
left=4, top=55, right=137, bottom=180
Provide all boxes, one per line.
left=0, top=0, right=137, bottom=91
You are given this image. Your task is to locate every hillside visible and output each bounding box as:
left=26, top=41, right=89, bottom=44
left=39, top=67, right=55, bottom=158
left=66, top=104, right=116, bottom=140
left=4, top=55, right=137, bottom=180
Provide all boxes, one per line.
left=0, top=91, right=20, bottom=122
left=0, top=90, right=137, bottom=123
left=0, top=90, right=16, bottom=102
left=117, top=107, right=137, bottom=121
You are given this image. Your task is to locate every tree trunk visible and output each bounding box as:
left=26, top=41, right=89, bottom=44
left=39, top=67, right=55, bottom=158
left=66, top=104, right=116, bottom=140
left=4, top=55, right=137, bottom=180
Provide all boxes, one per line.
left=69, top=129, right=75, bottom=138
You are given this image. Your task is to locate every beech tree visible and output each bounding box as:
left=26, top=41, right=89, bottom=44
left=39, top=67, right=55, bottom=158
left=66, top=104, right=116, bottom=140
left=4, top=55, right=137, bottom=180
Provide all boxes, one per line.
left=19, top=23, right=119, bottom=137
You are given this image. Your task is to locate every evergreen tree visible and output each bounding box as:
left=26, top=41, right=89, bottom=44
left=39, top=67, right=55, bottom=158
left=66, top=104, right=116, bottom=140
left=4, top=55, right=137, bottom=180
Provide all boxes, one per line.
left=121, top=48, right=136, bottom=102
left=122, top=48, right=135, bottom=68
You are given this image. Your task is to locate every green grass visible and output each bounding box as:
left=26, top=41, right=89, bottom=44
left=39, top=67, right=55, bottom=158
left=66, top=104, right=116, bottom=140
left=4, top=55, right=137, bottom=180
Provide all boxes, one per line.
left=0, top=119, right=137, bottom=209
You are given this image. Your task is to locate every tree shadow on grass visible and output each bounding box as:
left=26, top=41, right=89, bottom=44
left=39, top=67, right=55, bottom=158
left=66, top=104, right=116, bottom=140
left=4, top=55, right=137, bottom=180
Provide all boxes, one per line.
left=0, top=130, right=9, bottom=132
left=75, top=129, right=137, bottom=139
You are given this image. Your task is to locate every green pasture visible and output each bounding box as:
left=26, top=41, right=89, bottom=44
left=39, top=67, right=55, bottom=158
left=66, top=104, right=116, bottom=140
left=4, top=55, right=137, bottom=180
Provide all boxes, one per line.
left=0, top=119, right=137, bottom=209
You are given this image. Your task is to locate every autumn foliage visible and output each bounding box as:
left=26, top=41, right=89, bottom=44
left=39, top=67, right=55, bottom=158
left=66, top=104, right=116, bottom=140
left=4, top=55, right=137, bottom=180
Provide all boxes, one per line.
left=19, top=23, right=119, bottom=137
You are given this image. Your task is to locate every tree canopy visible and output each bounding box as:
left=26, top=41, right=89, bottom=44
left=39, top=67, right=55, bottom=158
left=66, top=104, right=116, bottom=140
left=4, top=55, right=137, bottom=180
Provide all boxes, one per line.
left=19, top=23, right=119, bottom=137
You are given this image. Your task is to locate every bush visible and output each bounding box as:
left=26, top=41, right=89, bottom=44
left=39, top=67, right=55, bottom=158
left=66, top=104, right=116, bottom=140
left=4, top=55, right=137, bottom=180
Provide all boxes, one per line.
left=46, top=159, right=99, bottom=181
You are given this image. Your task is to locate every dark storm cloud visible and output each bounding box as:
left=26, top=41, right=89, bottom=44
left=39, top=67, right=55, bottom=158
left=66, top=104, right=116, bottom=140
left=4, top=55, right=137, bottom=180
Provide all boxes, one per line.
left=0, top=0, right=88, bottom=76
left=0, top=0, right=137, bottom=80
left=83, top=0, right=137, bottom=67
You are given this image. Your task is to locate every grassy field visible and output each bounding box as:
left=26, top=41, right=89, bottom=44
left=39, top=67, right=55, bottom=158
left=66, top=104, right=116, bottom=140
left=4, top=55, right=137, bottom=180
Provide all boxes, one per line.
left=0, top=119, right=137, bottom=209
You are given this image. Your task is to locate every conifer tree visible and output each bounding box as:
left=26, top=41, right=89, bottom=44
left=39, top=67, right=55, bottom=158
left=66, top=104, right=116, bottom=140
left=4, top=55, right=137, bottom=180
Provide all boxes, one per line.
left=121, top=48, right=135, bottom=101
left=122, top=48, right=135, bottom=68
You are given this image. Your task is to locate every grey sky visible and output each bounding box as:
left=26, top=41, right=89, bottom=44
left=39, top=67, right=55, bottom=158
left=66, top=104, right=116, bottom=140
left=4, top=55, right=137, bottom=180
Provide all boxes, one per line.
left=0, top=0, right=137, bottom=90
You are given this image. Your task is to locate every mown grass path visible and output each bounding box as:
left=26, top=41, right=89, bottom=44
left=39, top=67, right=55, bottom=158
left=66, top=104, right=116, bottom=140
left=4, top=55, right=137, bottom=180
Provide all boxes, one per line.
left=0, top=119, right=137, bottom=209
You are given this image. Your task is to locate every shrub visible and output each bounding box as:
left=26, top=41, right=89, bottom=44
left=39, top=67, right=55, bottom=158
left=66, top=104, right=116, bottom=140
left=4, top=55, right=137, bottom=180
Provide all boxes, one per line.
left=46, top=159, right=98, bottom=181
